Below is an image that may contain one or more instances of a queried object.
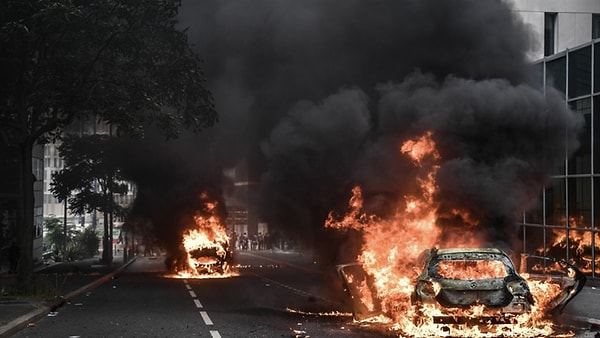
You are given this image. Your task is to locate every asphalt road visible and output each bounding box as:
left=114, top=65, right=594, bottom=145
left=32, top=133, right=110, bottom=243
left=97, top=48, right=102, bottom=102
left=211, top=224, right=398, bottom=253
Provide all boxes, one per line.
left=11, top=251, right=393, bottom=338
left=9, top=250, right=600, bottom=337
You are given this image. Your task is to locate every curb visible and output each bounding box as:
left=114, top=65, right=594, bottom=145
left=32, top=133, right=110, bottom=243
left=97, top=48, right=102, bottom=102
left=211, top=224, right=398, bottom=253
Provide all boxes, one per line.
left=0, top=257, right=137, bottom=338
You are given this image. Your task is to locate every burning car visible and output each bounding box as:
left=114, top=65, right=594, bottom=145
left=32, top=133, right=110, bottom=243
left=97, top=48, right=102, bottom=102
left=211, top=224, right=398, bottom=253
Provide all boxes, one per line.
left=165, top=238, right=233, bottom=276
left=336, top=247, right=586, bottom=333
left=187, top=238, right=232, bottom=275
left=411, top=247, right=534, bottom=325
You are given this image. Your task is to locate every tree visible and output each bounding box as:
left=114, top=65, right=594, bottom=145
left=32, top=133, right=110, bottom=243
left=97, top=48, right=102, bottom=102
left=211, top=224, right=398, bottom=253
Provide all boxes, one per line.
left=51, top=134, right=128, bottom=264
left=73, top=227, right=101, bottom=259
left=0, top=0, right=216, bottom=291
left=44, top=217, right=100, bottom=261
left=43, top=217, right=77, bottom=261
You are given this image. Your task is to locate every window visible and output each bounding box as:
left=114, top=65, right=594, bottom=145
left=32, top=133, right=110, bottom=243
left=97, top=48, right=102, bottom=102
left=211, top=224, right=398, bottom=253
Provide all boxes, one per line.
left=546, top=178, right=566, bottom=226
left=593, top=14, right=600, bottom=40
left=595, top=44, right=600, bottom=93
left=568, top=46, right=591, bottom=98
left=595, top=97, right=600, bottom=173
left=545, top=13, right=557, bottom=56
left=546, top=56, right=566, bottom=96
left=568, top=98, right=591, bottom=175
left=568, top=177, right=592, bottom=229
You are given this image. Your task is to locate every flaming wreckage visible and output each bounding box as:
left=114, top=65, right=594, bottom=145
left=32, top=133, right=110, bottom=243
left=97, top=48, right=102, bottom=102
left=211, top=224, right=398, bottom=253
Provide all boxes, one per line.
left=186, top=238, right=232, bottom=274
left=337, top=247, right=585, bottom=333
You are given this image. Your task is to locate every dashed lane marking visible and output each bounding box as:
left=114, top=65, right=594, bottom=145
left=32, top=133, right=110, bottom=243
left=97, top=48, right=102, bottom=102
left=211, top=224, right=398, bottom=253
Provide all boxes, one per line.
left=184, top=279, right=220, bottom=336
left=200, top=311, right=214, bottom=325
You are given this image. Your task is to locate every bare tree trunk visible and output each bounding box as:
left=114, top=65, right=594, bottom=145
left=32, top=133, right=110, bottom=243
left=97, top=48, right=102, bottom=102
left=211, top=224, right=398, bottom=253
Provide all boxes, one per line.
left=17, top=141, right=34, bottom=292
left=102, top=210, right=110, bottom=263
left=109, top=210, right=113, bottom=263
left=63, top=199, right=67, bottom=261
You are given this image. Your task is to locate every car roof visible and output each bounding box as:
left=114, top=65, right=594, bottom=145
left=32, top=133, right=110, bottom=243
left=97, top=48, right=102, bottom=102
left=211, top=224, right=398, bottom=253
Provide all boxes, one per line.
left=435, top=247, right=506, bottom=255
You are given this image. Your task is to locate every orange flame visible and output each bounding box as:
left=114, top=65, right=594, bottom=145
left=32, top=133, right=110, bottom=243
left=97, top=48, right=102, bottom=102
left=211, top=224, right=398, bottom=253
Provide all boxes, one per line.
left=169, top=193, right=237, bottom=279
left=538, top=216, right=600, bottom=274
left=327, top=131, right=569, bottom=336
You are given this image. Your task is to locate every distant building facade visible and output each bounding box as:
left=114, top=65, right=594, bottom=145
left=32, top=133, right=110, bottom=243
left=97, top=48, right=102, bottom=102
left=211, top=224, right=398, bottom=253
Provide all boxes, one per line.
left=43, top=118, right=136, bottom=245
left=510, top=0, right=600, bottom=278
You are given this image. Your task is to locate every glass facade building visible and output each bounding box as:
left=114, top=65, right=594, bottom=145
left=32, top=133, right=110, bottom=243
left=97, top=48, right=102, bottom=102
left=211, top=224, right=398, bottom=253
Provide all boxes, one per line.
left=521, top=40, right=600, bottom=279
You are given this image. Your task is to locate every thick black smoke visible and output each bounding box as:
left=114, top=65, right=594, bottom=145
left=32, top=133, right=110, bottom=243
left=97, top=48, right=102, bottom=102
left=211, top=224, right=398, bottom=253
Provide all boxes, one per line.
left=115, top=130, right=229, bottom=255
left=363, top=72, right=582, bottom=246
left=118, top=0, right=582, bottom=259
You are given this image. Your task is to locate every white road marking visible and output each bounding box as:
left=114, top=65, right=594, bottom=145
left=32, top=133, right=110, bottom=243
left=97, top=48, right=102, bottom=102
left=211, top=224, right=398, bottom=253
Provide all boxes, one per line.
left=200, top=311, right=214, bottom=325
left=183, top=280, right=217, bottom=337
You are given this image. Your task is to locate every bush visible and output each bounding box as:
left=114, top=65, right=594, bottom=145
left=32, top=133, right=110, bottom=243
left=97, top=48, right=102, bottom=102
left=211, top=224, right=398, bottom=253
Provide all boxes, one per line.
left=75, top=227, right=100, bottom=259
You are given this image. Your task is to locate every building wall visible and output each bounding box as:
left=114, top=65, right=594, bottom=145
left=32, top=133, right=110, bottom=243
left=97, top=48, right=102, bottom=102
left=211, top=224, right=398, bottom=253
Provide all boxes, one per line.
left=521, top=39, right=600, bottom=278
left=42, top=119, right=136, bottom=237
left=509, top=1, right=600, bottom=278
left=508, top=0, right=600, bottom=60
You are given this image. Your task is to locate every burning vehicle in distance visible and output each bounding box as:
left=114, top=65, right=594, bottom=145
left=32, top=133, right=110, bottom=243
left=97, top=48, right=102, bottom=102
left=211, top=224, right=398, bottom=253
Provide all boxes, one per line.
left=166, top=236, right=233, bottom=276
left=337, top=247, right=586, bottom=334
left=186, top=238, right=232, bottom=274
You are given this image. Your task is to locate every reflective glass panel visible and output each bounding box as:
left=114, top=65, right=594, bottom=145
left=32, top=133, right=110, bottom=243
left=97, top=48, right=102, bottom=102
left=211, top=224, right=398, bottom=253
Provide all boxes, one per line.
left=568, top=177, right=592, bottom=229
left=564, top=229, right=597, bottom=274
left=595, top=44, right=600, bottom=93
left=568, top=98, right=591, bottom=174
left=594, top=177, right=600, bottom=229
left=524, top=192, right=543, bottom=225
left=545, top=178, right=566, bottom=227
left=568, top=46, right=591, bottom=98
left=545, top=227, right=567, bottom=260
left=546, top=57, right=566, bottom=95
left=522, top=225, right=545, bottom=255
left=595, top=97, right=600, bottom=174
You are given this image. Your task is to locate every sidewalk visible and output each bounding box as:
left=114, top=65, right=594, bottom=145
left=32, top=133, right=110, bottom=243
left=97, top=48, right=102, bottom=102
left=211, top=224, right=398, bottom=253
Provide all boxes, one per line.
left=0, top=253, right=135, bottom=337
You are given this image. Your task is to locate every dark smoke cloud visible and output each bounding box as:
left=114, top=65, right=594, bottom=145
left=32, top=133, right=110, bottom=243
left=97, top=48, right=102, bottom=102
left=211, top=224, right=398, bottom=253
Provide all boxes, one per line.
left=362, top=72, right=583, bottom=245
left=117, top=0, right=582, bottom=257
left=259, top=89, right=371, bottom=239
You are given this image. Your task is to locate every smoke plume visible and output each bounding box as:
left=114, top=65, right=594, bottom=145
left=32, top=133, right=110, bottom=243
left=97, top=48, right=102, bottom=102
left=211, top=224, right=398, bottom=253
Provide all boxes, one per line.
left=117, top=0, right=582, bottom=259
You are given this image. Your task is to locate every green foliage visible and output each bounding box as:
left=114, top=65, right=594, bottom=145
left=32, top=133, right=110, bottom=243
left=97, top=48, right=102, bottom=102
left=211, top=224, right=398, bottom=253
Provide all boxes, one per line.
left=43, top=217, right=99, bottom=261
left=43, top=217, right=77, bottom=261
left=1, top=0, right=216, bottom=290
left=1, top=0, right=217, bottom=142
left=62, top=228, right=99, bottom=261
left=75, top=227, right=100, bottom=259
left=50, top=134, right=128, bottom=216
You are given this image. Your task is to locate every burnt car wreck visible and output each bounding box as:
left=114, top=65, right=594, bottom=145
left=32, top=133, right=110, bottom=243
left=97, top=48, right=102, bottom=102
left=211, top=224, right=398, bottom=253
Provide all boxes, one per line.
left=188, top=240, right=232, bottom=274
left=336, top=247, right=586, bottom=329
left=166, top=239, right=233, bottom=275
left=412, top=248, right=535, bottom=325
